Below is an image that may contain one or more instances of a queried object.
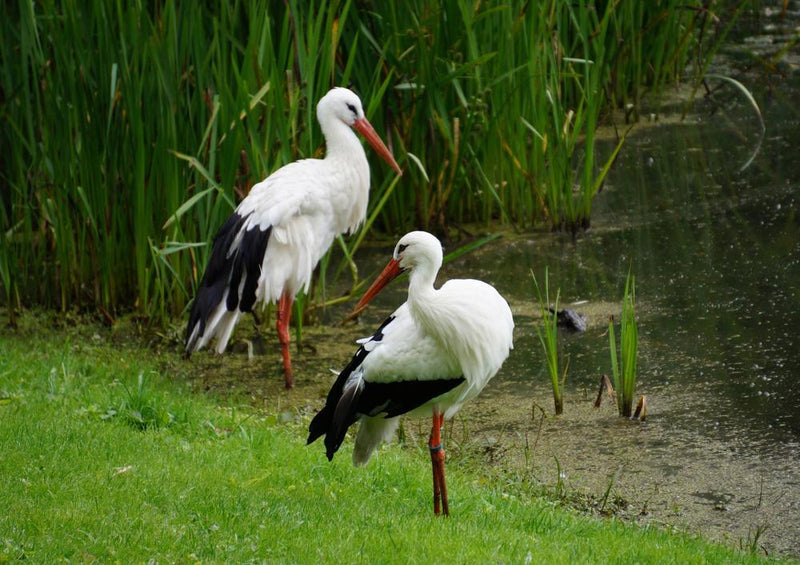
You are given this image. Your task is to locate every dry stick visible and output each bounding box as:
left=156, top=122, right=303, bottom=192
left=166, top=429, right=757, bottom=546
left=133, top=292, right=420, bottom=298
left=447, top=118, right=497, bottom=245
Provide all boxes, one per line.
left=633, top=396, right=647, bottom=421
left=526, top=401, right=547, bottom=471
left=594, top=374, right=616, bottom=408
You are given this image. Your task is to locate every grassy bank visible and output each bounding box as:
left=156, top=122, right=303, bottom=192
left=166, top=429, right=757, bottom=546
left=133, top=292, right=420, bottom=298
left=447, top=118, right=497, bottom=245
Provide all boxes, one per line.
left=0, top=316, right=792, bottom=564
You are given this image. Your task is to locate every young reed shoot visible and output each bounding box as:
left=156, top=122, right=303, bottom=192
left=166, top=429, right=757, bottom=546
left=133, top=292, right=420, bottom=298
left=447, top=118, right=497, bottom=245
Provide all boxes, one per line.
left=608, top=270, right=638, bottom=418
left=532, top=268, right=563, bottom=415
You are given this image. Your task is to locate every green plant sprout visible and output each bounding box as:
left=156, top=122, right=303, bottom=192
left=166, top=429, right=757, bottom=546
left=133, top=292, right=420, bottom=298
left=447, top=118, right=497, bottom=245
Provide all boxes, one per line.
left=608, top=270, right=641, bottom=418
left=532, top=268, right=564, bottom=415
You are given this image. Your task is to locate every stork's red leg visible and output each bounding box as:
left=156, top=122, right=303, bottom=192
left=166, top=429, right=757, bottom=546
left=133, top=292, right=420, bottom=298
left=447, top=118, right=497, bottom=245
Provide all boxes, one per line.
left=429, top=414, right=441, bottom=515
left=429, top=409, right=449, bottom=516
left=436, top=411, right=449, bottom=516
left=430, top=442, right=442, bottom=515
left=277, top=292, right=294, bottom=389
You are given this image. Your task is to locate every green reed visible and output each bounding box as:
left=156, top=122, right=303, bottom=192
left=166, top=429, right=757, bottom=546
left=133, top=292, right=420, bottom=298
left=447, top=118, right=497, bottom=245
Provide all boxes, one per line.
left=532, top=268, right=563, bottom=415
left=608, top=270, right=638, bottom=418
left=2, top=1, right=728, bottom=320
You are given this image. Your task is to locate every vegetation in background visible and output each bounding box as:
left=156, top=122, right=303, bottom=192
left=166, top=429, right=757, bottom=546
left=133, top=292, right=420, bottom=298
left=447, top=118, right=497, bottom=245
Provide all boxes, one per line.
left=532, top=268, right=564, bottom=415
left=608, top=270, right=639, bottom=418
left=0, top=1, right=740, bottom=321
left=0, top=319, right=791, bottom=564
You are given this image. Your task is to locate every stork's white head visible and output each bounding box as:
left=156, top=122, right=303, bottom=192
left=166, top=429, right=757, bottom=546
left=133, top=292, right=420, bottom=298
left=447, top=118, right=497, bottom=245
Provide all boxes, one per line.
left=316, top=88, right=402, bottom=175
left=350, top=231, right=442, bottom=318
left=316, top=87, right=366, bottom=128
left=393, top=231, right=443, bottom=274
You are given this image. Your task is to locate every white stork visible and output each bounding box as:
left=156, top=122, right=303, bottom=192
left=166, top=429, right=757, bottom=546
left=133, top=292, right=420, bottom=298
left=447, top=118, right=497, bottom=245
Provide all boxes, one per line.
left=307, top=231, right=514, bottom=515
left=185, top=87, right=402, bottom=388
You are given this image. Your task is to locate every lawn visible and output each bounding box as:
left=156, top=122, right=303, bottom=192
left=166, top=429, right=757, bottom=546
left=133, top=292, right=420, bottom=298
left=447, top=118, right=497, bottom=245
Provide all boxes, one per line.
left=0, top=315, right=792, bottom=564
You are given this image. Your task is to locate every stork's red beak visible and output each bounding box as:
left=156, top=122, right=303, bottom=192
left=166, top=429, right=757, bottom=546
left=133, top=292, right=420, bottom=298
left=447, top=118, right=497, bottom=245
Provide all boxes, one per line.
left=353, top=117, right=403, bottom=175
left=348, top=258, right=403, bottom=319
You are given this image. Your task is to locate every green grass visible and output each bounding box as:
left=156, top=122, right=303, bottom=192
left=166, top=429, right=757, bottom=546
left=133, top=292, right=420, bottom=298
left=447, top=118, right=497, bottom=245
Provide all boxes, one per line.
left=0, top=317, right=793, bottom=564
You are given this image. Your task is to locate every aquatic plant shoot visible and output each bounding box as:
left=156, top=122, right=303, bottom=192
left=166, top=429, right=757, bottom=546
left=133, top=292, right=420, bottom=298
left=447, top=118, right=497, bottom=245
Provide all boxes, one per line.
left=609, top=270, right=639, bottom=418
left=532, top=268, right=564, bottom=415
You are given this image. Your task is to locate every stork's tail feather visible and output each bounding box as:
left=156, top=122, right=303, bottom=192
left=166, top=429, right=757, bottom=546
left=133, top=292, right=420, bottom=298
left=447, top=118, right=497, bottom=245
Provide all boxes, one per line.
left=307, top=406, right=332, bottom=448
left=353, top=417, right=401, bottom=466
left=184, top=212, right=272, bottom=355
left=306, top=371, right=364, bottom=461
left=326, top=372, right=364, bottom=460
left=307, top=348, right=372, bottom=459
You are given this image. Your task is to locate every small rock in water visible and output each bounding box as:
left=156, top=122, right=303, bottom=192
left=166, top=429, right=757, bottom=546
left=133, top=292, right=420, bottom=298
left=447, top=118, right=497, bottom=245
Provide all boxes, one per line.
left=550, top=308, right=587, bottom=332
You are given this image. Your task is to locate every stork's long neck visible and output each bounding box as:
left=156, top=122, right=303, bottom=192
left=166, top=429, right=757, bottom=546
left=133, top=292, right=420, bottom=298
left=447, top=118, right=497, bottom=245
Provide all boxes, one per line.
left=321, top=120, right=368, bottom=169
left=408, top=270, right=436, bottom=304
left=407, top=262, right=441, bottom=335
left=319, top=118, right=370, bottom=232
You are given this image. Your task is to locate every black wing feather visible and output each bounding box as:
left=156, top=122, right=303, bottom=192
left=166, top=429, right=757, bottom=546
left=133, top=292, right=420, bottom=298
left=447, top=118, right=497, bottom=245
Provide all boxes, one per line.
left=358, top=379, right=464, bottom=419
left=322, top=377, right=463, bottom=461
left=185, top=211, right=272, bottom=353
left=307, top=313, right=464, bottom=461
left=307, top=314, right=396, bottom=446
left=238, top=226, right=271, bottom=311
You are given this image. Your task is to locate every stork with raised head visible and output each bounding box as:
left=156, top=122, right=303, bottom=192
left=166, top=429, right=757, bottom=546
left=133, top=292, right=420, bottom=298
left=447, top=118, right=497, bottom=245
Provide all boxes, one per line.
left=185, top=88, right=402, bottom=389
left=307, top=231, right=514, bottom=516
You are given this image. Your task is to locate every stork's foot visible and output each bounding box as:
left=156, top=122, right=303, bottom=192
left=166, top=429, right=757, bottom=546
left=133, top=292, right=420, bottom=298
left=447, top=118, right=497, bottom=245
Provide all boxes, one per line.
left=281, top=349, right=294, bottom=389
left=283, top=371, right=294, bottom=389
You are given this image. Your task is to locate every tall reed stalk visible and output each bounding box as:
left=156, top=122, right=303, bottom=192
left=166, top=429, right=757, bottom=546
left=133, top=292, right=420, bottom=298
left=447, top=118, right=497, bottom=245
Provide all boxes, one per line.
left=609, top=271, right=638, bottom=418
left=532, top=268, right=563, bottom=415
left=1, top=1, right=728, bottom=320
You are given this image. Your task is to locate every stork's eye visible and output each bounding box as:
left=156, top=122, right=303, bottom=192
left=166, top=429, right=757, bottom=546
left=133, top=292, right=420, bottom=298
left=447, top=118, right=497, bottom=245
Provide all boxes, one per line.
left=398, top=244, right=408, bottom=253
left=346, top=103, right=357, bottom=116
